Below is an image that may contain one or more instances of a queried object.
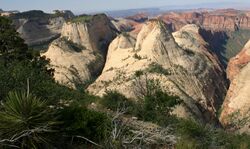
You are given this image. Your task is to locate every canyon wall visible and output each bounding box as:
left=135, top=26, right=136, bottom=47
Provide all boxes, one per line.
left=220, top=40, right=250, bottom=133
left=88, top=21, right=228, bottom=123
left=10, top=10, right=74, bottom=46
left=43, top=14, right=117, bottom=88
left=159, top=9, right=250, bottom=31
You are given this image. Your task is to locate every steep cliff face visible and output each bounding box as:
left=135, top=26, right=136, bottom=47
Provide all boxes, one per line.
left=43, top=14, right=117, bottom=88
left=11, top=10, right=74, bottom=46
left=220, top=40, right=250, bottom=133
left=159, top=12, right=203, bottom=31
left=88, top=21, right=228, bottom=123
left=61, top=14, right=116, bottom=53
left=122, top=9, right=250, bottom=60
left=43, top=38, right=96, bottom=87
left=159, top=9, right=250, bottom=32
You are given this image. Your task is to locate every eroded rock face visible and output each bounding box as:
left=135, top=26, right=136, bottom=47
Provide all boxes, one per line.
left=43, top=38, right=96, bottom=87
left=220, top=40, right=250, bottom=133
left=11, top=10, right=74, bottom=46
left=43, top=14, right=117, bottom=88
left=88, top=21, right=228, bottom=123
left=159, top=9, right=250, bottom=31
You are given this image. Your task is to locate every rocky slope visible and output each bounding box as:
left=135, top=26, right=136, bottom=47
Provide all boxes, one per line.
left=220, top=40, right=250, bottom=133
left=88, top=20, right=228, bottom=123
left=10, top=10, right=74, bottom=46
left=43, top=14, right=117, bottom=88
left=122, top=9, right=250, bottom=65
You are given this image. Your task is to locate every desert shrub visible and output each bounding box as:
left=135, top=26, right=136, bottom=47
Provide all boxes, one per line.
left=101, top=91, right=136, bottom=114
left=132, top=74, right=181, bottom=125
left=132, top=74, right=162, bottom=99
left=137, top=90, right=181, bottom=126
left=59, top=105, right=110, bottom=143
left=61, top=37, right=86, bottom=52
left=176, top=119, right=208, bottom=138
left=0, top=91, right=57, bottom=148
left=69, top=15, right=93, bottom=23
left=133, top=53, right=142, bottom=60
left=134, top=70, right=144, bottom=77
left=174, top=118, right=250, bottom=149
left=147, top=62, right=170, bottom=75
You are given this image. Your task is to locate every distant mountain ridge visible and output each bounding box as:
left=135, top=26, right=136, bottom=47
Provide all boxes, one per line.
left=95, top=2, right=250, bottom=18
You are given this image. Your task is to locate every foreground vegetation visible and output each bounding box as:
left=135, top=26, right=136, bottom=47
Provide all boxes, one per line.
left=0, top=16, right=108, bottom=148
left=0, top=16, right=250, bottom=148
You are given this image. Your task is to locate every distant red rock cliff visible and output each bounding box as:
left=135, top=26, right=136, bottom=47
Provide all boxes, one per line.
left=158, top=9, right=250, bottom=31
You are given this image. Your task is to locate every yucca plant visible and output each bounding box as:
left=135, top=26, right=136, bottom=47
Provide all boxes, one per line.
left=0, top=91, right=57, bottom=148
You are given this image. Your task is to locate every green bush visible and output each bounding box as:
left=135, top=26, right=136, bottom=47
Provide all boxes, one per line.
left=138, top=90, right=181, bottom=126
left=174, top=118, right=250, bottom=149
left=101, top=91, right=135, bottom=113
left=59, top=105, right=110, bottom=142
left=69, top=15, right=93, bottom=23
left=147, top=62, right=170, bottom=75
left=0, top=91, right=57, bottom=148
left=61, top=37, right=86, bottom=52
left=176, top=119, right=208, bottom=138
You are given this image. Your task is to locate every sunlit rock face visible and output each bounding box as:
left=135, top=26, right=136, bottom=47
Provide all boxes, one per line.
left=220, top=40, right=250, bottom=134
left=88, top=20, right=228, bottom=124
left=11, top=10, right=74, bottom=46
left=43, top=14, right=117, bottom=88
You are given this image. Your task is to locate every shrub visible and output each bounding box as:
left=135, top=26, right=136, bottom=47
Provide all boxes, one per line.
left=174, top=118, right=250, bottom=149
left=59, top=105, right=110, bottom=143
left=133, top=53, right=142, bottom=60
left=132, top=74, right=162, bottom=99
left=69, top=15, right=93, bottom=23
left=139, top=90, right=181, bottom=126
left=176, top=119, right=210, bottom=140
left=132, top=74, right=181, bottom=125
left=147, top=62, right=170, bottom=75
left=134, top=70, right=144, bottom=77
left=101, top=91, right=135, bottom=113
left=61, top=37, right=86, bottom=52
left=0, top=91, right=57, bottom=148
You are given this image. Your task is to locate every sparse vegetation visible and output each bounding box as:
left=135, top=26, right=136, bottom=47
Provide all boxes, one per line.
left=225, top=29, right=250, bottom=59
left=174, top=119, right=250, bottom=149
left=133, top=53, right=142, bottom=60
left=69, top=15, right=93, bottom=23
left=68, top=14, right=106, bottom=23
left=101, top=91, right=135, bottom=113
left=147, top=62, right=170, bottom=75
left=61, top=37, right=86, bottom=52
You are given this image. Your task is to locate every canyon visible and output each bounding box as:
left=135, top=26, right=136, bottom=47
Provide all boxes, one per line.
left=220, top=40, right=250, bottom=133
left=88, top=22, right=228, bottom=123
left=4, top=9, right=250, bottom=133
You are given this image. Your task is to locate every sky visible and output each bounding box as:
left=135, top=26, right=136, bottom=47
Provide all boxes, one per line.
left=1, top=0, right=250, bottom=13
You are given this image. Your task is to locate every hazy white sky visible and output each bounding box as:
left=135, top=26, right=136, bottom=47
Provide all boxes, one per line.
left=1, top=0, right=249, bottom=13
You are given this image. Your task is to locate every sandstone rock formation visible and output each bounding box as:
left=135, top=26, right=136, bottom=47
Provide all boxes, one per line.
left=61, top=14, right=116, bottom=53
left=43, top=14, right=117, bottom=88
left=88, top=20, right=228, bottom=123
left=159, top=9, right=250, bottom=31
left=220, top=40, right=250, bottom=133
left=11, top=10, right=74, bottom=46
